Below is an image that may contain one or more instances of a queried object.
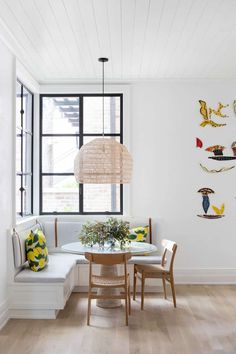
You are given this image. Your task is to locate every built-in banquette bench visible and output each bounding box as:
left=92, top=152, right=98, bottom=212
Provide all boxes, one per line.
left=8, top=216, right=161, bottom=319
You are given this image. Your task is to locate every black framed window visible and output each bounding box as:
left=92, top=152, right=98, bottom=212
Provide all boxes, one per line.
left=16, top=80, right=33, bottom=217
left=40, top=94, right=123, bottom=215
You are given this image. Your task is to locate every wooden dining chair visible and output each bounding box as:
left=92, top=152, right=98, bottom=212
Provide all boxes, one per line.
left=85, top=252, right=132, bottom=326
left=133, top=239, right=177, bottom=310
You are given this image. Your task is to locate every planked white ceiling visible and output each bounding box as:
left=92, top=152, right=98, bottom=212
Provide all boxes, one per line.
left=1, top=0, right=236, bottom=83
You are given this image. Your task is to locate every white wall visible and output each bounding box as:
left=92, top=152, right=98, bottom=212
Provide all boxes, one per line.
left=131, top=81, right=236, bottom=281
left=40, top=81, right=236, bottom=282
left=0, top=38, right=14, bottom=328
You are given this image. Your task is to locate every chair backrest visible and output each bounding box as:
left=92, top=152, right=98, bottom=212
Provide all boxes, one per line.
left=85, top=252, right=131, bottom=265
left=161, top=239, right=177, bottom=272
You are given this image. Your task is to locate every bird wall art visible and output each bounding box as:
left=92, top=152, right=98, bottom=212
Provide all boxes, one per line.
left=199, top=100, right=228, bottom=128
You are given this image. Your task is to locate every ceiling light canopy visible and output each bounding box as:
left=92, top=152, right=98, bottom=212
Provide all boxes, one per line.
left=74, top=58, right=132, bottom=184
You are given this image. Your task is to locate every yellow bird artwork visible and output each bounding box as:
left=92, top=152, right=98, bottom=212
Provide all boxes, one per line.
left=199, top=100, right=228, bottom=128
left=212, top=203, right=225, bottom=215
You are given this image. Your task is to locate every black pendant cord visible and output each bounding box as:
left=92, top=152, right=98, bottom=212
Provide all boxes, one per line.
left=102, top=60, right=104, bottom=138
left=98, top=57, right=108, bottom=138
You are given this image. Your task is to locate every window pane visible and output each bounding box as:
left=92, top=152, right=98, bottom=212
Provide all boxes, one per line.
left=84, top=184, right=120, bottom=212
left=84, top=96, right=120, bottom=134
left=23, top=133, right=32, bottom=174
left=42, top=136, right=79, bottom=173
left=16, top=176, right=21, bottom=215
left=23, top=86, right=32, bottom=132
left=16, top=132, right=21, bottom=173
left=16, top=81, right=21, bottom=129
left=83, top=136, right=120, bottom=145
left=42, top=97, right=80, bottom=134
left=42, top=176, right=79, bottom=213
left=23, top=174, right=32, bottom=215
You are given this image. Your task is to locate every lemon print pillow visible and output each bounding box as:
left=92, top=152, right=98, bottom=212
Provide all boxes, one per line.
left=128, top=226, right=149, bottom=242
left=25, top=229, right=49, bottom=272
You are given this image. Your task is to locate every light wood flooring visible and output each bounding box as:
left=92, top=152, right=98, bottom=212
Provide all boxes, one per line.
left=1, top=285, right=236, bottom=354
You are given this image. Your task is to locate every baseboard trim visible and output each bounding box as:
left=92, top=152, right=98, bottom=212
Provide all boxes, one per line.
left=73, top=285, right=163, bottom=293
left=74, top=269, right=236, bottom=291
left=0, top=300, right=9, bottom=330
left=175, top=268, right=236, bottom=284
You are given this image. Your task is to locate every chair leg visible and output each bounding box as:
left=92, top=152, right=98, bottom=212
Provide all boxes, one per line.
left=141, top=271, right=145, bottom=310
left=87, top=296, right=91, bottom=325
left=170, top=275, right=177, bottom=308
left=125, top=290, right=129, bottom=325
left=128, top=284, right=131, bottom=315
left=133, top=266, right=137, bottom=300
left=162, top=276, right=167, bottom=299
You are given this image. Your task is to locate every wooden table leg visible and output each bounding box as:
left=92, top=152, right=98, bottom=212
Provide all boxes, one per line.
left=96, top=264, right=122, bottom=308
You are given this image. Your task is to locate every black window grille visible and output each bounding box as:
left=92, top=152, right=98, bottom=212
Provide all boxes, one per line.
left=16, top=80, right=33, bottom=217
left=39, top=94, right=123, bottom=215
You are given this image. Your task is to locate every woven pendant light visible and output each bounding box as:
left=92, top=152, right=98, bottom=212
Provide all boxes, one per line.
left=74, top=58, right=132, bottom=184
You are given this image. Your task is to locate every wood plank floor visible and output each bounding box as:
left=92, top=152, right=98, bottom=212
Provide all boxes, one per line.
left=1, top=285, right=236, bottom=354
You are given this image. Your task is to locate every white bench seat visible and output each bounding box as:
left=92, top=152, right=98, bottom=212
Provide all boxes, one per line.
left=56, top=252, right=88, bottom=264
left=15, top=254, right=76, bottom=283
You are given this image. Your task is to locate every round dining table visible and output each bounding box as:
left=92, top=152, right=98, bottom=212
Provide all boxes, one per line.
left=62, top=241, right=157, bottom=308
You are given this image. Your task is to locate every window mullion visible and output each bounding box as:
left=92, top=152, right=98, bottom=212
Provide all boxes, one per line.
left=79, top=95, right=83, bottom=214
left=20, top=84, right=24, bottom=216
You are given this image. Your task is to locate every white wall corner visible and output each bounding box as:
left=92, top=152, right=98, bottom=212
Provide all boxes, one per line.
left=16, top=60, right=40, bottom=94
left=0, top=299, right=9, bottom=330
left=175, top=268, right=236, bottom=284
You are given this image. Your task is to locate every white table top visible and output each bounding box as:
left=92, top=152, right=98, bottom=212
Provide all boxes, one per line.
left=61, top=241, right=157, bottom=255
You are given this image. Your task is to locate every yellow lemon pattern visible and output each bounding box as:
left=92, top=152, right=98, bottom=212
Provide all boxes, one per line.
left=25, top=229, right=49, bottom=272
left=128, top=226, right=149, bottom=242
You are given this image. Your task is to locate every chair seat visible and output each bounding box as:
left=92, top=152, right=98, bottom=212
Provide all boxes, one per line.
left=92, top=275, right=126, bottom=287
left=135, top=264, right=169, bottom=274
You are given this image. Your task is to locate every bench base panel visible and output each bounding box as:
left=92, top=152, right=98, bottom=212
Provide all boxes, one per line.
left=9, top=309, right=59, bottom=319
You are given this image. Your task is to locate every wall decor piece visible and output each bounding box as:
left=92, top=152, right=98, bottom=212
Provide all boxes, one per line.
left=199, top=100, right=228, bottom=127
left=212, top=203, right=225, bottom=215
left=231, top=141, right=236, bottom=156
left=233, top=100, right=236, bottom=115
left=205, top=145, right=225, bottom=156
left=197, top=188, right=225, bottom=219
left=196, top=137, right=203, bottom=148
left=208, top=103, right=229, bottom=118
left=198, top=214, right=224, bottom=219
left=206, top=144, right=236, bottom=160
left=199, top=163, right=235, bottom=173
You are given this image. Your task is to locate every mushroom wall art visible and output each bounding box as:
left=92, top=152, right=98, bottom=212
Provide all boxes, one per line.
left=196, top=138, right=235, bottom=173
left=197, top=188, right=225, bottom=219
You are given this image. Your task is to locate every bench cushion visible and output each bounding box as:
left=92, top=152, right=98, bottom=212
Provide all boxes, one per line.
left=12, top=223, right=43, bottom=268
left=128, top=254, right=162, bottom=265
left=128, top=226, right=149, bottom=242
left=25, top=229, right=49, bottom=271
left=15, top=254, right=76, bottom=283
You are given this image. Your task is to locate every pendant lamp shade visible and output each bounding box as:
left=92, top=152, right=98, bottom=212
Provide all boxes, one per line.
left=74, top=138, right=132, bottom=184
left=74, top=57, right=133, bottom=184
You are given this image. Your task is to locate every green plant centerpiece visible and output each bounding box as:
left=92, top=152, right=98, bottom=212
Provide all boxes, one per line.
left=79, top=218, right=130, bottom=250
